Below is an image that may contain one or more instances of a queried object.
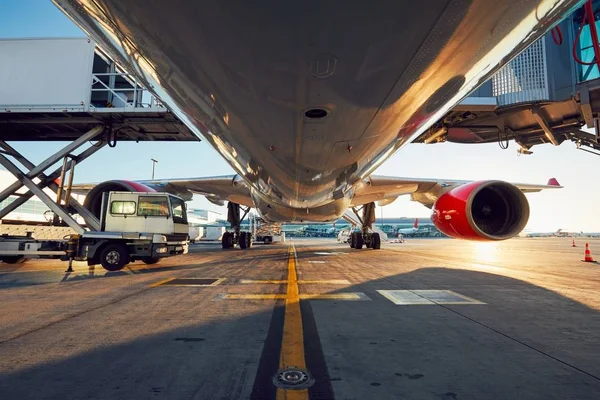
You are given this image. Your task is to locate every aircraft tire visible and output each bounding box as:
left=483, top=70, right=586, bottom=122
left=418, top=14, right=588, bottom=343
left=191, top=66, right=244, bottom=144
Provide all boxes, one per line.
left=372, top=233, right=381, bottom=250
left=222, top=232, right=233, bottom=249
left=355, top=233, right=364, bottom=249
left=239, top=232, right=251, bottom=249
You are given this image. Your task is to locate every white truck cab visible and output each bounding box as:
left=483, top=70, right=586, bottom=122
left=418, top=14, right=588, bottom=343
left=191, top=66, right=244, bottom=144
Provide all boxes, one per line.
left=103, top=192, right=189, bottom=237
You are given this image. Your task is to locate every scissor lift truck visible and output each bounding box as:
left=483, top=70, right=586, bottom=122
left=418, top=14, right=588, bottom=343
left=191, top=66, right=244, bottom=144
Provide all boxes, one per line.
left=0, top=191, right=189, bottom=271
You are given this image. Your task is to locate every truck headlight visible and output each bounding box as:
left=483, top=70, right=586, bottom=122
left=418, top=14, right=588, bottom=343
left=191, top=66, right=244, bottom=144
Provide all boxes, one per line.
left=156, top=247, right=168, bottom=254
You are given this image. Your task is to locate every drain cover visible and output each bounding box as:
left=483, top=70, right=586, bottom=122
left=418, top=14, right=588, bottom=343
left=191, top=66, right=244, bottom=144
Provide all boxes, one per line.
left=273, top=367, right=314, bottom=389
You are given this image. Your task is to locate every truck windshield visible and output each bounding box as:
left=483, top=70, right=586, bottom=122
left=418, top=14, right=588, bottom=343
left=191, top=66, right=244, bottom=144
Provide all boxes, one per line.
left=170, top=196, right=187, bottom=224
left=137, top=196, right=169, bottom=217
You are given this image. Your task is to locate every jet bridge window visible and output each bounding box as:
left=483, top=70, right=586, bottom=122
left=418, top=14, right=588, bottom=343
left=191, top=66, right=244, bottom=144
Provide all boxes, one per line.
left=110, top=201, right=136, bottom=215
left=138, top=196, right=170, bottom=217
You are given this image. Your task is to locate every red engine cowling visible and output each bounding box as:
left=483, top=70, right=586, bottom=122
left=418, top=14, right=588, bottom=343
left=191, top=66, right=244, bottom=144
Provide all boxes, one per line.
left=84, top=180, right=156, bottom=218
left=431, top=181, right=529, bottom=241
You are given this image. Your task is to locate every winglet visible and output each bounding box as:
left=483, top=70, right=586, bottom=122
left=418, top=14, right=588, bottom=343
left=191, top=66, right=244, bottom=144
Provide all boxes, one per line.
left=547, top=178, right=560, bottom=186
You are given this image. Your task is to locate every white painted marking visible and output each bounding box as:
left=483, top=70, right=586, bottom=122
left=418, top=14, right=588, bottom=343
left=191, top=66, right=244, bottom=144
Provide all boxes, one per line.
left=377, top=290, right=433, bottom=305
left=377, top=290, right=485, bottom=305
left=308, top=261, right=326, bottom=264
left=313, top=251, right=345, bottom=255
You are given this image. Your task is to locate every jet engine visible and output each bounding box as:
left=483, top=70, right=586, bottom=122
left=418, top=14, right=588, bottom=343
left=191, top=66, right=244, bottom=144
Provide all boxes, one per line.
left=431, top=181, right=529, bottom=241
left=84, top=180, right=156, bottom=218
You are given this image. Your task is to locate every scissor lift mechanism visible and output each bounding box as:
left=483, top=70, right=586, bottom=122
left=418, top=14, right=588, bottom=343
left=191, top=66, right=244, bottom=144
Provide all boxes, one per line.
left=0, top=125, right=107, bottom=235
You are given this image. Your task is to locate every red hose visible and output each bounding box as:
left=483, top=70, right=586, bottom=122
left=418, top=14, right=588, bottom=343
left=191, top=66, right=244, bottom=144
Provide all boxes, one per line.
left=572, top=0, right=600, bottom=70
left=552, top=26, right=563, bottom=45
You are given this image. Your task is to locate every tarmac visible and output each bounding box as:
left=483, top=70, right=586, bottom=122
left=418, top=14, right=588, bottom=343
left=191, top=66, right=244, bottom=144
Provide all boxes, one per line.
left=0, top=237, right=599, bottom=399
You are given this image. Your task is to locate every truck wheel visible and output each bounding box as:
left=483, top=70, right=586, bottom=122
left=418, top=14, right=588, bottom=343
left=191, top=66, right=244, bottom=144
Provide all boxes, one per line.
left=2, top=256, right=26, bottom=264
left=99, top=244, right=129, bottom=271
left=264, top=236, right=272, bottom=244
left=142, top=257, right=160, bottom=265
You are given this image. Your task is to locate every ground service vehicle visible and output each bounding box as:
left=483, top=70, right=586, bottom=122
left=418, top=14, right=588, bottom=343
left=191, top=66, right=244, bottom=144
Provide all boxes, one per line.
left=0, top=192, right=189, bottom=271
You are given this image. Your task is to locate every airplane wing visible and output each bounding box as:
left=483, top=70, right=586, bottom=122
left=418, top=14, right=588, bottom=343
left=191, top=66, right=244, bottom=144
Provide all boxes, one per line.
left=139, top=175, right=253, bottom=207
left=72, top=174, right=560, bottom=211
left=72, top=175, right=253, bottom=208
left=351, top=175, right=562, bottom=208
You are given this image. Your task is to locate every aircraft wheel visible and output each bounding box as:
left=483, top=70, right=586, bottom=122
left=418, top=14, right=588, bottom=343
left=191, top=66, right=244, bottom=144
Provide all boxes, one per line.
left=239, top=232, right=252, bottom=249
left=222, top=232, right=234, bottom=249
left=372, top=233, right=381, bottom=250
left=355, top=233, right=364, bottom=249
left=100, top=244, right=129, bottom=271
left=350, top=232, right=356, bottom=248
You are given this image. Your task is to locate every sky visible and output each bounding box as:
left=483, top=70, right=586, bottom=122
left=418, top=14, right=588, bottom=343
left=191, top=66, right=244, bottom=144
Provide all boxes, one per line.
left=1, top=0, right=598, bottom=232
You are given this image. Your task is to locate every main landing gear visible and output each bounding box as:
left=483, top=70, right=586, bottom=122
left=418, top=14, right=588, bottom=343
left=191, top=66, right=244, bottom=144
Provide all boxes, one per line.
left=221, top=202, right=253, bottom=249
left=349, top=202, right=381, bottom=250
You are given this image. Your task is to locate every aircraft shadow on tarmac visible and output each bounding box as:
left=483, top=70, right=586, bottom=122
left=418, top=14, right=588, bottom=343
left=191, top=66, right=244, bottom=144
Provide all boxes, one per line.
left=1, top=247, right=600, bottom=400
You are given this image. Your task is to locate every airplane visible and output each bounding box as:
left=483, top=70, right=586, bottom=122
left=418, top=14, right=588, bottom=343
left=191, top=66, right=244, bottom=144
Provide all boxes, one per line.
left=57, top=0, right=576, bottom=250
left=397, top=219, right=420, bottom=235
left=521, top=228, right=584, bottom=238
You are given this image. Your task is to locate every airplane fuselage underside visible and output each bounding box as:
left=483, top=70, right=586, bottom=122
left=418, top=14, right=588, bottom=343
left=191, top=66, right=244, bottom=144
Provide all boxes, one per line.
left=55, top=0, right=580, bottom=211
left=251, top=189, right=351, bottom=223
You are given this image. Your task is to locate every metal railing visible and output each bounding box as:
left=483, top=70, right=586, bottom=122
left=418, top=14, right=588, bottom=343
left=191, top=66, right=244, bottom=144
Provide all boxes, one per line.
left=91, top=72, right=164, bottom=109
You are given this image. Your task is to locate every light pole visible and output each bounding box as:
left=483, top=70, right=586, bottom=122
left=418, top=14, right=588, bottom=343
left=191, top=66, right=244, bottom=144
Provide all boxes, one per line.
left=151, top=158, right=158, bottom=179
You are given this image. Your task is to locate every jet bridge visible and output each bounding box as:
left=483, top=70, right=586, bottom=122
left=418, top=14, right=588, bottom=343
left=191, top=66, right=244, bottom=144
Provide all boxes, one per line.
left=413, top=15, right=600, bottom=156
left=0, top=38, right=200, bottom=234
left=413, top=78, right=600, bottom=156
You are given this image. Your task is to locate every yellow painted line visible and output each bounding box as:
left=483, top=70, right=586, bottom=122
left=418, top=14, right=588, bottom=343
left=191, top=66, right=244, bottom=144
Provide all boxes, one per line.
left=151, top=278, right=227, bottom=287
left=222, top=294, right=286, bottom=300
left=298, top=279, right=350, bottom=285
left=239, top=279, right=350, bottom=285
left=240, top=279, right=288, bottom=284
left=149, top=277, right=175, bottom=287
left=299, top=293, right=368, bottom=301
left=277, top=243, right=308, bottom=400
left=221, top=292, right=368, bottom=301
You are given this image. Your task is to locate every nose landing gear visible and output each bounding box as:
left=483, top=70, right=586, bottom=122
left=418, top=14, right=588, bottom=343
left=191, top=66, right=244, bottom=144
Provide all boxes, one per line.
left=348, top=202, right=381, bottom=250
left=221, top=202, right=253, bottom=249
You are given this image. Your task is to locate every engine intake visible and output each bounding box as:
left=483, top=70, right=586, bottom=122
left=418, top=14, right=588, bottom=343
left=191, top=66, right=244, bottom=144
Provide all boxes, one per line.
left=431, top=181, right=529, bottom=241
left=84, top=180, right=156, bottom=218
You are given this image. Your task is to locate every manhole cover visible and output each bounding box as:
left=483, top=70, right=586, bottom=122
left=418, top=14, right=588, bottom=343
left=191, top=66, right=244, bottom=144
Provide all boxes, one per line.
left=273, top=367, right=314, bottom=389
left=160, top=278, right=222, bottom=286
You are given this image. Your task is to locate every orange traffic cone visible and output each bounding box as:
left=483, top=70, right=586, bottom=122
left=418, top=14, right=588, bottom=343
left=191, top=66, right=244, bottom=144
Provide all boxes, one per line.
left=572, top=239, right=577, bottom=247
left=584, top=243, right=595, bottom=262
